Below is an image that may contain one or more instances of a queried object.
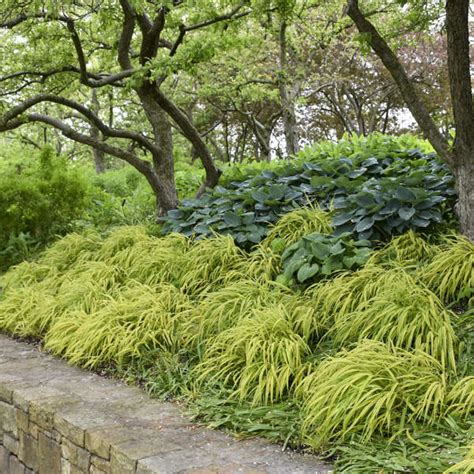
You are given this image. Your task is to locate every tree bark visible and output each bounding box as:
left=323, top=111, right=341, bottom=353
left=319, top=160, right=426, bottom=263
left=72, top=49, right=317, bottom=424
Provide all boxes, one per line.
left=150, top=87, right=221, bottom=196
left=137, top=86, right=179, bottom=214
left=453, top=157, right=474, bottom=241
left=445, top=0, right=474, bottom=240
left=91, top=91, right=106, bottom=174
left=278, top=21, right=299, bottom=156
left=446, top=0, right=474, bottom=239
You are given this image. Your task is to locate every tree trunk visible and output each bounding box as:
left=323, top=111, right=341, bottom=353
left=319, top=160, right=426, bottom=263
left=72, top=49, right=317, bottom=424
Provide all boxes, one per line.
left=90, top=124, right=106, bottom=174
left=453, top=150, right=474, bottom=241
left=278, top=21, right=299, bottom=156
left=446, top=0, right=474, bottom=241
left=151, top=87, right=221, bottom=196
left=90, top=91, right=106, bottom=173
left=138, top=87, right=179, bottom=216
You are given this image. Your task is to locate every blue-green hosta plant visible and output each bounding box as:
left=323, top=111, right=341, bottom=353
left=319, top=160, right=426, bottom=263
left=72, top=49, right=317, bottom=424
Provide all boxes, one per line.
left=162, top=140, right=455, bottom=248
left=331, top=177, right=453, bottom=241
left=279, top=233, right=372, bottom=285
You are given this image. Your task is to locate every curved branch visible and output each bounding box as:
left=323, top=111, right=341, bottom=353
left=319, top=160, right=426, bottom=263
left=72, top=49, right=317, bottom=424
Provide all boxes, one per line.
left=0, top=111, right=153, bottom=174
left=1, top=94, right=159, bottom=154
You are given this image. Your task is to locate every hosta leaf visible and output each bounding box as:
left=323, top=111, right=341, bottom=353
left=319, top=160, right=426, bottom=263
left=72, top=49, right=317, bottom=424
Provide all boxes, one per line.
left=355, top=194, right=377, bottom=207
left=251, top=190, right=268, bottom=203
left=310, top=242, right=331, bottom=260
left=396, top=187, right=417, bottom=201
left=398, top=207, right=416, bottom=221
left=412, top=217, right=430, bottom=228
left=297, top=263, right=320, bottom=282
left=332, top=213, right=353, bottom=226
left=355, top=216, right=375, bottom=233
left=283, top=258, right=305, bottom=278
left=223, top=212, right=242, bottom=227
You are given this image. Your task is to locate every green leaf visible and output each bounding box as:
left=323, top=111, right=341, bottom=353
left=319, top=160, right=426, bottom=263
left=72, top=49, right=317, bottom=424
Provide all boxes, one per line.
left=268, top=185, right=287, bottom=200
left=329, top=241, right=345, bottom=255
left=251, top=190, right=268, bottom=203
left=355, top=216, right=375, bottom=233
left=396, top=187, right=417, bottom=201
left=310, top=242, right=331, bottom=260
left=355, top=194, right=377, bottom=207
left=223, top=212, right=241, bottom=227
left=283, top=258, right=305, bottom=278
left=332, top=213, right=353, bottom=226
left=398, top=207, right=416, bottom=221
left=296, top=263, right=320, bottom=282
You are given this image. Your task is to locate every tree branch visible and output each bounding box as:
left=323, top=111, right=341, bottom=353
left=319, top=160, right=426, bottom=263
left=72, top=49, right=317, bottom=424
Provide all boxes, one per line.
left=0, top=111, right=162, bottom=187
left=140, top=7, right=167, bottom=64
left=1, top=13, right=135, bottom=88
left=169, top=3, right=251, bottom=57
left=0, top=94, right=159, bottom=154
left=118, top=0, right=136, bottom=70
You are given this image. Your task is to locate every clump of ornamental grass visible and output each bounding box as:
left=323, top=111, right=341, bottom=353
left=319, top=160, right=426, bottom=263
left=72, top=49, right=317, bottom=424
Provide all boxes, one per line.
left=0, top=261, right=57, bottom=290
left=297, top=341, right=449, bottom=448
left=53, top=261, right=124, bottom=313
left=278, top=293, right=327, bottom=343
left=97, top=225, right=152, bottom=260
left=180, top=280, right=280, bottom=349
left=194, top=306, right=311, bottom=404
left=419, top=234, right=474, bottom=304
left=0, top=285, right=57, bottom=337
left=261, top=205, right=333, bottom=252
left=367, top=230, right=436, bottom=266
left=176, top=235, right=247, bottom=295
left=328, top=284, right=458, bottom=369
left=36, top=231, right=101, bottom=271
left=446, top=376, right=474, bottom=418
left=307, top=265, right=416, bottom=325
left=45, top=282, right=191, bottom=368
left=109, top=232, right=189, bottom=286
left=245, top=246, right=282, bottom=282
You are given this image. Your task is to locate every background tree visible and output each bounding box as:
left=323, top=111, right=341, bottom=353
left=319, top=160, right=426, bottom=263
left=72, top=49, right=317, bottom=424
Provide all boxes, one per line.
left=346, top=0, right=473, bottom=239
left=0, top=0, right=252, bottom=215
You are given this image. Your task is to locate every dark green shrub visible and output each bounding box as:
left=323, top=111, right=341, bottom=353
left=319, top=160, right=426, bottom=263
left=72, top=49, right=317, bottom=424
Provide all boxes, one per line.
left=0, top=147, right=90, bottom=270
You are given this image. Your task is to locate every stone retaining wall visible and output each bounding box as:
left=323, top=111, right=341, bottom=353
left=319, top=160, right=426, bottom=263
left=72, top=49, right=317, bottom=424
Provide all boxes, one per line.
left=0, top=393, right=111, bottom=474
left=0, top=336, right=331, bottom=474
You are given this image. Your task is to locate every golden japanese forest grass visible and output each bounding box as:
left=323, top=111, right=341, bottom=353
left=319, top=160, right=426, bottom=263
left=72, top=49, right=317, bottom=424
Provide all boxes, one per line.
left=0, top=219, right=472, bottom=468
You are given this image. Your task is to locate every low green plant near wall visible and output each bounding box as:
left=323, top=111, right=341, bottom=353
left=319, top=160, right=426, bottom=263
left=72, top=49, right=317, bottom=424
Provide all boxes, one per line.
left=0, top=222, right=472, bottom=473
